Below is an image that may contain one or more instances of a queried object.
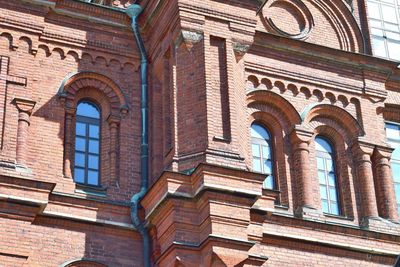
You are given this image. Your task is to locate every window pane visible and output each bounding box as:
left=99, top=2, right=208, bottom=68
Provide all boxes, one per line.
left=326, top=159, right=333, bottom=172
left=331, top=202, right=340, bottom=215
left=264, top=160, right=272, bottom=174
left=74, top=168, right=85, bottom=183
left=251, top=124, right=270, bottom=139
left=318, top=171, right=326, bottom=184
left=263, top=176, right=274, bottom=189
left=89, top=140, right=99, bottom=154
left=372, top=36, right=387, bottom=57
left=386, top=123, right=400, bottom=139
left=330, top=187, right=338, bottom=201
left=89, top=125, right=99, bottom=139
left=315, top=138, right=333, bottom=153
left=317, top=157, right=325, bottom=170
left=370, top=19, right=383, bottom=28
left=75, top=152, right=85, bottom=167
left=328, top=173, right=336, bottom=186
left=382, top=5, right=398, bottom=23
left=262, top=145, right=270, bottom=159
left=252, top=144, right=260, bottom=157
left=320, top=185, right=328, bottom=199
left=387, top=31, right=400, bottom=40
left=393, top=163, right=400, bottom=182
left=88, top=155, right=99, bottom=169
left=253, top=158, right=262, bottom=172
left=392, top=148, right=400, bottom=160
left=322, top=200, right=329, bottom=213
left=88, top=170, right=99, bottom=186
left=368, top=2, right=381, bottom=19
left=75, top=137, right=86, bottom=152
left=76, top=122, right=86, bottom=136
left=77, top=102, right=100, bottom=119
left=395, top=184, right=400, bottom=200
left=388, top=40, right=400, bottom=60
left=371, top=28, right=384, bottom=36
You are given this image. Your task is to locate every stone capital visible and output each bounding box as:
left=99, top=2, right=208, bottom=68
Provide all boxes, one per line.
left=289, top=126, right=313, bottom=147
left=232, top=41, right=251, bottom=61
left=351, top=140, right=375, bottom=157
left=372, top=145, right=394, bottom=161
left=13, top=97, right=36, bottom=115
left=107, top=114, right=121, bottom=126
left=174, top=30, right=204, bottom=51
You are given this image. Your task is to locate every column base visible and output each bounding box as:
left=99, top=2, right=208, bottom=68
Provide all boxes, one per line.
left=295, top=206, right=323, bottom=219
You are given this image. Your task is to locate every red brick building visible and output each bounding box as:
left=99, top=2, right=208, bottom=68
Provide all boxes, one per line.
left=0, top=0, right=400, bottom=266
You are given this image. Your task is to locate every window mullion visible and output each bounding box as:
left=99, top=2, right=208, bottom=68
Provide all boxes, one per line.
left=85, top=122, right=90, bottom=185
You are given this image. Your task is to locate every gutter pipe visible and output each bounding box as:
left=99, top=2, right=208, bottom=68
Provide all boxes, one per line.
left=126, top=4, right=151, bottom=267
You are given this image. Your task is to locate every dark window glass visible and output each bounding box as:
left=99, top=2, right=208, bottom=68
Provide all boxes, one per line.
left=316, top=137, right=340, bottom=215
left=74, top=101, right=101, bottom=186
left=251, top=123, right=274, bottom=189
left=385, top=122, right=400, bottom=216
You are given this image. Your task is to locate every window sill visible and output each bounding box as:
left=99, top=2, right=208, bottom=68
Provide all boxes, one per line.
left=213, top=136, right=231, bottom=143
left=323, top=212, right=354, bottom=221
left=75, top=183, right=107, bottom=198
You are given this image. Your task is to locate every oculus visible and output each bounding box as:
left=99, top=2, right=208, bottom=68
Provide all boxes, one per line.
left=262, top=0, right=314, bottom=40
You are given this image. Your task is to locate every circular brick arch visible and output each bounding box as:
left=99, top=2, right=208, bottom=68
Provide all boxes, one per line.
left=247, top=89, right=302, bottom=131
left=301, top=103, right=364, bottom=137
left=57, top=71, right=129, bottom=116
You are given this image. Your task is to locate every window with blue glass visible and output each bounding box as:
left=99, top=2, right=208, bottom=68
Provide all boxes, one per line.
left=74, top=101, right=101, bottom=186
left=316, top=137, right=340, bottom=215
left=251, top=123, right=274, bottom=189
left=385, top=122, right=400, bottom=216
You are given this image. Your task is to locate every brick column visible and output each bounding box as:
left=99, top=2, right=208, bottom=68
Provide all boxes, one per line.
left=63, top=108, right=75, bottom=178
left=13, top=98, right=35, bottom=166
left=372, top=146, right=399, bottom=222
left=290, top=127, right=316, bottom=214
left=352, top=141, right=379, bottom=219
left=107, top=114, right=120, bottom=185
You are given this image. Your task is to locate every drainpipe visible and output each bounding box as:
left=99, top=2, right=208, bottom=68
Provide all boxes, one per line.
left=126, top=4, right=151, bottom=267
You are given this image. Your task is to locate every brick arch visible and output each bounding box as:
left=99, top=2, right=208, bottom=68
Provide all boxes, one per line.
left=247, top=89, right=302, bottom=132
left=57, top=71, right=129, bottom=116
left=60, top=258, right=107, bottom=267
left=301, top=103, right=364, bottom=138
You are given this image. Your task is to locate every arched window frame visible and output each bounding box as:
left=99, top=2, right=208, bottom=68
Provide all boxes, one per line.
left=58, top=72, right=129, bottom=189
left=74, top=100, right=102, bottom=187
left=315, top=136, right=341, bottom=216
left=385, top=121, right=400, bottom=216
left=250, top=122, right=276, bottom=189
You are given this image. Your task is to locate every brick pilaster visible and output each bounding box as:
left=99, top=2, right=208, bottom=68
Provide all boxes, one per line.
left=372, top=146, right=399, bottom=222
left=352, top=141, right=379, bottom=220
left=13, top=98, right=35, bottom=166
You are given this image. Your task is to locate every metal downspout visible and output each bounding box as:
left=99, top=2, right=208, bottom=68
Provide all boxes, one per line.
left=126, top=4, right=151, bottom=267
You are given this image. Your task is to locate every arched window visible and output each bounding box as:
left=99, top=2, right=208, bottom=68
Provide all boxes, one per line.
left=385, top=122, right=400, bottom=215
left=251, top=123, right=274, bottom=189
left=74, top=101, right=101, bottom=186
left=315, top=137, right=340, bottom=215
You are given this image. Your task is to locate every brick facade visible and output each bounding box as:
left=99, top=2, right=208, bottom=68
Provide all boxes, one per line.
left=0, top=0, right=399, bottom=266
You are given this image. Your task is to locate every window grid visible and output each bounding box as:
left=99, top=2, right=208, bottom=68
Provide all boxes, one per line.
left=251, top=124, right=274, bottom=189
left=385, top=122, right=400, bottom=216
left=74, top=102, right=101, bottom=187
left=367, top=0, right=400, bottom=60
left=316, top=138, right=340, bottom=215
